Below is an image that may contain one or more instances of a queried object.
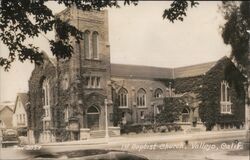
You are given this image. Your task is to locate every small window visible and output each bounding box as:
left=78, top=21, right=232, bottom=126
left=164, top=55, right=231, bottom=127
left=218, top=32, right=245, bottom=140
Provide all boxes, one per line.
left=23, top=114, right=25, bottom=123
left=20, top=114, right=22, bottom=123
left=86, top=76, right=91, bottom=88
left=91, top=77, right=95, bottom=87
left=86, top=76, right=101, bottom=88
left=96, top=77, right=100, bottom=88
left=140, top=111, right=145, bottom=119
left=154, top=88, right=163, bottom=98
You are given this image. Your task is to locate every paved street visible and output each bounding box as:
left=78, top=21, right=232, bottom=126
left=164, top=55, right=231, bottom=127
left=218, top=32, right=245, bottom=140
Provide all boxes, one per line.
left=1, top=130, right=249, bottom=160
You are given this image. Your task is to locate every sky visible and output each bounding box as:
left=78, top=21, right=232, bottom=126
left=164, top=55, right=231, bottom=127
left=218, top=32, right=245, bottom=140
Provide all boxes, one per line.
left=0, top=1, right=231, bottom=102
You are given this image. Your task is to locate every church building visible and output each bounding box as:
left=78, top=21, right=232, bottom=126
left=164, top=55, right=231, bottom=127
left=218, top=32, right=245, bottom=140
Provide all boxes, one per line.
left=27, top=7, right=246, bottom=143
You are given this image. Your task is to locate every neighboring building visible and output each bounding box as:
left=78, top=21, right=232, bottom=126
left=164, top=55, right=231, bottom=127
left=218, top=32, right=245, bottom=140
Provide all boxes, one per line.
left=0, top=101, right=14, bottom=129
left=28, top=7, right=246, bottom=143
left=13, top=93, right=29, bottom=136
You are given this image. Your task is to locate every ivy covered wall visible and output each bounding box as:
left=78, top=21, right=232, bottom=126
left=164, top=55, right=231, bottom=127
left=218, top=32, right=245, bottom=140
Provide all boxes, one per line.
left=198, top=57, right=245, bottom=130
left=152, top=57, right=246, bottom=130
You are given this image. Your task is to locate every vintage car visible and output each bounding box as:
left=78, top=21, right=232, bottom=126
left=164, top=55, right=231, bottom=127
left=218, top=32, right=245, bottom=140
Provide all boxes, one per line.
left=2, top=129, right=19, bottom=148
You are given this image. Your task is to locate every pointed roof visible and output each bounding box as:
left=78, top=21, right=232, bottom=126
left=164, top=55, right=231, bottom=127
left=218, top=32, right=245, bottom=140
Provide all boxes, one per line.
left=173, top=61, right=217, bottom=78
left=14, top=93, right=29, bottom=113
left=0, top=101, right=14, bottom=112
left=110, top=57, right=230, bottom=79
left=0, top=105, right=14, bottom=112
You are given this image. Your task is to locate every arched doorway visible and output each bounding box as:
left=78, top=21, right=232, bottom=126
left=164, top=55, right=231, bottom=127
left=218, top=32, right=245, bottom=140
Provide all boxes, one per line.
left=181, top=108, right=190, bottom=122
left=87, top=106, right=100, bottom=130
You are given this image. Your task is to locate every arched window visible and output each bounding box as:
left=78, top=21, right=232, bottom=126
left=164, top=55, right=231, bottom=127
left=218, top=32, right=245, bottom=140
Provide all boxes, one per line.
left=42, top=78, right=51, bottom=119
left=137, top=88, right=146, bottom=107
left=84, top=30, right=90, bottom=59
left=118, top=88, right=128, bottom=108
left=87, top=106, right=99, bottom=114
left=42, top=78, right=50, bottom=107
left=220, top=81, right=232, bottom=114
left=92, top=31, right=99, bottom=59
left=154, top=88, right=163, bottom=98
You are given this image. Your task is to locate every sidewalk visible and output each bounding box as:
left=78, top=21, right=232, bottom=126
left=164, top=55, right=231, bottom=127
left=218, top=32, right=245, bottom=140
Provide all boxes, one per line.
left=41, top=130, right=247, bottom=147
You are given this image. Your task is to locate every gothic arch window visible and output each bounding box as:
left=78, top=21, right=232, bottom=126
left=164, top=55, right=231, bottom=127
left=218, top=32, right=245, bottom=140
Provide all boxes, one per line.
left=42, top=78, right=51, bottom=120
left=87, top=106, right=99, bottom=114
left=154, top=88, right=163, bottom=98
left=118, top=88, right=128, bottom=108
left=92, top=31, right=99, bottom=59
left=42, top=78, right=50, bottom=107
left=137, top=88, right=146, bottom=107
left=220, top=81, right=232, bottom=114
left=84, top=30, right=91, bottom=59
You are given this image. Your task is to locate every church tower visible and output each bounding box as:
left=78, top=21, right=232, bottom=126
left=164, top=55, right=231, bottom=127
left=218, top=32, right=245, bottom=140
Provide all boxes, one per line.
left=57, top=7, right=113, bottom=140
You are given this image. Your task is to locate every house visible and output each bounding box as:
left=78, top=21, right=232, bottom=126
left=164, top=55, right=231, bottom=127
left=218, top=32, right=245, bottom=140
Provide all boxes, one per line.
left=13, top=93, right=29, bottom=136
left=0, top=101, right=14, bottom=130
left=27, top=7, right=246, bottom=143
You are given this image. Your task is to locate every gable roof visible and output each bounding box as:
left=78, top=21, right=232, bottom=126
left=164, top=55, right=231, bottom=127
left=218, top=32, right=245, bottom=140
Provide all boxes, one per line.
left=173, top=61, right=217, bottom=78
left=0, top=105, right=14, bottom=113
left=111, top=59, right=222, bottom=79
left=14, top=93, right=29, bottom=113
left=0, top=101, right=14, bottom=111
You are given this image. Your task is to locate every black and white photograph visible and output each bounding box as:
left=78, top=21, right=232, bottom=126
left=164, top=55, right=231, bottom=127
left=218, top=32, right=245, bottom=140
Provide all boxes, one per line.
left=0, top=0, right=249, bottom=159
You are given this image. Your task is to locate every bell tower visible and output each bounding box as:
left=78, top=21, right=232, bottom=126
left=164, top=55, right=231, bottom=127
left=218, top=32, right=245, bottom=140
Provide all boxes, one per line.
left=57, top=6, right=113, bottom=135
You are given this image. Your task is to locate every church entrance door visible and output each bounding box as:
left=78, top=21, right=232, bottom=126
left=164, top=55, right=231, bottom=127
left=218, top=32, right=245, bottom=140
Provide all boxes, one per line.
left=87, top=106, right=100, bottom=130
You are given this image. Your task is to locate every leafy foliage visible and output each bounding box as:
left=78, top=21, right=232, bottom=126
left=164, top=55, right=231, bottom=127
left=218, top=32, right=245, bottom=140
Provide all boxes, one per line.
left=163, top=0, right=199, bottom=22
left=198, top=58, right=245, bottom=130
left=158, top=58, right=246, bottom=130
left=156, top=97, right=185, bottom=123
left=220, top=1, right=250, bottom=74
left=0, top=0, right=197, bottom=71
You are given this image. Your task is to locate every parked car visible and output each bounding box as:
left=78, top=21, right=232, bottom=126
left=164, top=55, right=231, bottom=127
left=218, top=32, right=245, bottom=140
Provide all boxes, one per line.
left=2, top=129, right=19, bottom=148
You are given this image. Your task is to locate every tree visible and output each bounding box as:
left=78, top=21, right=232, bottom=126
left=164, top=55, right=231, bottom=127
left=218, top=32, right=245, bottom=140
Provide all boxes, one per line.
left=0, top=0, right=198, bottom=71
left=156, top=97, right=185, bottom=124
left=220, top=1, right=250, bottom=130
left=220, top=1, right=250, bottom=75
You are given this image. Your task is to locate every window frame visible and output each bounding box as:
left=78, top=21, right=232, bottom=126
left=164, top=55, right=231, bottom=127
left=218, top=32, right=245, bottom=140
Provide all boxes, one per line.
left=92, top=31, right=99, bottom=60
left=118, top=88, right=129, bottom=108
left=137, top=88, right=146, bottom=108
left=154, top=88, right=163, bottom=98
left=84, top=30, right=91, bottom=59
left=220, top=81, right=232, bottom=114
